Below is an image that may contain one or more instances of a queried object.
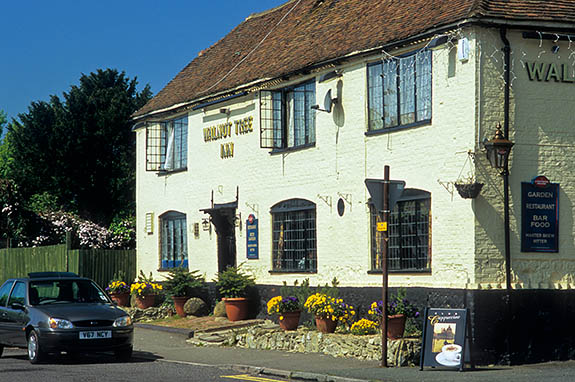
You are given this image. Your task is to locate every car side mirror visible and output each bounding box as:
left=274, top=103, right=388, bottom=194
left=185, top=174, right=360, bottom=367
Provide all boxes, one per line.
left=10, top=302, right=25, bottom=311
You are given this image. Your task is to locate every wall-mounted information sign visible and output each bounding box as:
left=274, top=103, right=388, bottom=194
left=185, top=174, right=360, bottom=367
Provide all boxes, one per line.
left=521, top=176, right=559, bottom=252
left=420, top=308, right=469, bottom=371
left=246, top=214, right=258, bottom=259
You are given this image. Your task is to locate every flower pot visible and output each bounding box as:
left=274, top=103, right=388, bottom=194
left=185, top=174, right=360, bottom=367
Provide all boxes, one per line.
left=387, top=314, right=407, bottom=340
left=172, top=296, right=189, bottom=317
left=134, top=294, right=157, bottom=309
left=454, top=182, right=484, bottom=199
left=109, top=292, right=130, bottom=307
left=223, top=297, right=249, bottom=321
left=315, top=316, right=337, bottom=333
left=279, top=310, right=301, bottom=331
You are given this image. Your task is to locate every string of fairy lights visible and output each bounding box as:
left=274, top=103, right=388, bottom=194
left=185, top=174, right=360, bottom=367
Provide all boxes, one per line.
left=376, top=27, right=575, bottom=91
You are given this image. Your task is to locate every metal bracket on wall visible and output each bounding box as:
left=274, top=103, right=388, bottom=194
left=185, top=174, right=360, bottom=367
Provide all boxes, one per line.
left=337, top=192, right=352, bottom=212
left=317, top=194, right=333, bottom=212
left=437, top=179, right=455, bottom=201
left=245, top=202, right=259, bottom=217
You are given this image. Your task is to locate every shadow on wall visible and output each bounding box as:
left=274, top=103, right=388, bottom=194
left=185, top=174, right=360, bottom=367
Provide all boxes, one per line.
left=333, top=79, right=345, bottom=128
left=472, top=193, right=508, bottom=284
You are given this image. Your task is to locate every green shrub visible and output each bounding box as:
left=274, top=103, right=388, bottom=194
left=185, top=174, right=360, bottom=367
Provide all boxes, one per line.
left=214, top=264, right=256, bottom=298
left=164, top=267, right=206, bottom=297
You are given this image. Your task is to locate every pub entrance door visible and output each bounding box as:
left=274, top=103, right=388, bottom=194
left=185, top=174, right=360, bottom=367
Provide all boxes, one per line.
left=201, top=202, right=237, bottom=273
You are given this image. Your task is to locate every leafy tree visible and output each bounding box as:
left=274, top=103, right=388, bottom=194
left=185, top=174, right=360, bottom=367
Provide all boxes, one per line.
left=0, top=112, right=13, bottom=178
left=0, top=110, right=6, bottom=137
left=6, top=69, right=152, bottom=225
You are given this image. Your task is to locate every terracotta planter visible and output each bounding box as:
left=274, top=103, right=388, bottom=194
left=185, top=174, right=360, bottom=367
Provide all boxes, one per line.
left=315, top=316, right=337, bottom=333
left=134, top=294, right=157, bottom=309
left=223, top=297, right=249, bottom=321
left=279, top=310, right=301, bottom=331
left=109, top=292, right=130, bottom=307
left=172, top=296, right=189, bottom=317
left=387, top=314, right=407, bottom=340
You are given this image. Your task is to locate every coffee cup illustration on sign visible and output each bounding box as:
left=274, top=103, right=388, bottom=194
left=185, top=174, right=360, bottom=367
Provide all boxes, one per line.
left=435, top=343, right=462, bottom=366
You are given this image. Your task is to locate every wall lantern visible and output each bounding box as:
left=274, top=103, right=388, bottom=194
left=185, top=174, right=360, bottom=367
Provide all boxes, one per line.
left=483, top=122, right=514, bottom=172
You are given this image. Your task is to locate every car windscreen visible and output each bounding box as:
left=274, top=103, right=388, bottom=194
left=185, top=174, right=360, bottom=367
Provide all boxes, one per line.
left=29, top=279, right=109, bottom=305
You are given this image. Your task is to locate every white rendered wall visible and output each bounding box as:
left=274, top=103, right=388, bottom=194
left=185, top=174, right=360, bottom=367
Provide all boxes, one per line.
left=135, top=30, right=480, bottom=289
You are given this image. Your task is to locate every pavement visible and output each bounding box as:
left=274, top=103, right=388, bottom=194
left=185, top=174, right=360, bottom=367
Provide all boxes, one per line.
left=132, top=324, right=575, bottom=382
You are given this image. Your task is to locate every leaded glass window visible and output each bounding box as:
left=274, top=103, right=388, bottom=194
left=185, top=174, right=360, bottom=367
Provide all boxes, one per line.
left=370, top=189, right=431, bottom=272
left=271, top=199, right=317, bottom=272
left=367, top=49, right=432, bottom=131
left=160, top=211, right=188, bottom=269
left=260, top=81, right=316, bottom=150
left=146, top=115, right=188, bottom=171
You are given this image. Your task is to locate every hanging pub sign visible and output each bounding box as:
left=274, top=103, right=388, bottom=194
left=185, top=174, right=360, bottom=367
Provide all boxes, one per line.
left=246, top=214, right=258, bottom=259
left=420, top=308, right=470, bottom=371
left=521, top=176, right=559, bottom=253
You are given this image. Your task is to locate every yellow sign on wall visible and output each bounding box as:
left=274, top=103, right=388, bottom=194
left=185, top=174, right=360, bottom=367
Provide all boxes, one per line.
left=377, top=222, right=387, bottom=232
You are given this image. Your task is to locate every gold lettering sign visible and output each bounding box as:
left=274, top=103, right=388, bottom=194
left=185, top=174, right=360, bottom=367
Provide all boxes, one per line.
left=204, top=116, right=254, bottom=159
left=220, top=142, right=234, bottom=159
left=203, top=122, right=232, bottom=142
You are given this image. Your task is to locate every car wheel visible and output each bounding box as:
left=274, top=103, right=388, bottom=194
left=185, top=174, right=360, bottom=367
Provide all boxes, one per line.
left=0, top=344, right=4, bottom=357
left=27, top=330, right=46, bottom=364
left=114, top=345, right=132, bottom=362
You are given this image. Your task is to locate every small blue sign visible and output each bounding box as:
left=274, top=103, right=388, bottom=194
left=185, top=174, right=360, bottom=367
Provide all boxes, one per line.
left=521, top=176, right=559, bottom=252
left=246, top=214, right=258, bottom=259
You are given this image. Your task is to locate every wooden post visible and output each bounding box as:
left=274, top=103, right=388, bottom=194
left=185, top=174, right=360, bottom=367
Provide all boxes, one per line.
left=381, top=165, right=390, bottom=367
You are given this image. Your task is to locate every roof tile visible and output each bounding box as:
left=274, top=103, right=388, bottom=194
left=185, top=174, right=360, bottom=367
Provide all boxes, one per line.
left=134, top=0, right=575, bottom=118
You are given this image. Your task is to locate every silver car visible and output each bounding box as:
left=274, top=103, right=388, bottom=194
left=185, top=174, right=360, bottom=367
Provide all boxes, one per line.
left=0, top=272, right=133, bottom=363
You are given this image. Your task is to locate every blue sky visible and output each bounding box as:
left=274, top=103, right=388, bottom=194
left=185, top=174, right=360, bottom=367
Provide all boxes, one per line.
left=0, top=1, right=286, bottom=122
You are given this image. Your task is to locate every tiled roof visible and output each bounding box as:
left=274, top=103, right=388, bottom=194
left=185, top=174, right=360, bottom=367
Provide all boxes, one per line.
left=134, top=0, right=575, bottom=118
left=477, top=1, right=575, bottom=22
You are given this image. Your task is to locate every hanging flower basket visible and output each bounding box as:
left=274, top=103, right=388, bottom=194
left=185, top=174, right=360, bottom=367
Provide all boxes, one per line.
left=454, top=182, right=484, bottom=199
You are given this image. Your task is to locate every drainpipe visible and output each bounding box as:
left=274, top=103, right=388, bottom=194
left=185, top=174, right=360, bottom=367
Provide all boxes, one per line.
left=500, top=26, right=513, bottom=364
left=500, top=27, right=512, bottom=292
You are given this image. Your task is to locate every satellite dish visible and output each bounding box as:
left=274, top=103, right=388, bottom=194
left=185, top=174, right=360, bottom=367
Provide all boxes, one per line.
left=311, top=89, right=339, bottom=113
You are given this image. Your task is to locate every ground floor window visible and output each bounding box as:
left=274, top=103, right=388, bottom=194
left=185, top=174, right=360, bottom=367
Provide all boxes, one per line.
left=271, top=199, right=317, bottom=272
left=160, top=211, right=188, bottom=269
left=370, top=189, right=431, bottom=272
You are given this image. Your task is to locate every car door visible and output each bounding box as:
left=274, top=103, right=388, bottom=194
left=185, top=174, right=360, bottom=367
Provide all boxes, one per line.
left=4, top=281, right=28, bottom=347
left=0, top=280, right=15, bottom=345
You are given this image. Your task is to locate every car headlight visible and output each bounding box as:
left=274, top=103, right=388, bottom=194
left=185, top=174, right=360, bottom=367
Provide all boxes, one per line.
left=49, top=318, right=74, bottom=329
left=113, top=316, right=132, bottom=327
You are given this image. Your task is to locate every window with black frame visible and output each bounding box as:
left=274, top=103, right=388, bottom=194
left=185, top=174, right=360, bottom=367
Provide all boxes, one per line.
left=146, top=115, right=188, bottom=171
left=260, top=81, right=316, bottom=150
left=160, top=211, right=188, bottom=269
left=370, top=189, right=431, bottom=272
left=367, top=49, right=432, bottom=132
left=271, top=199, right=317, bottom=272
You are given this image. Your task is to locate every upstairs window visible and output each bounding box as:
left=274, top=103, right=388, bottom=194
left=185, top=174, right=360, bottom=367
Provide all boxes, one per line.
left=271, top=199, right=317, bottom=272
left=260, top=81, right=316, bottom=150
left=160, top=211, right=188, bottom=269
left=367, top=49, right=432, bottom=132
left=370, top=189, right=431, bottom=272
left=146, top=115, right=188, bottom=172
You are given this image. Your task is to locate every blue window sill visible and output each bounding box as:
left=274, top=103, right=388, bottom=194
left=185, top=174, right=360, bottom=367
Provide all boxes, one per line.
left=365, top=119, right=431, bottom=136
left=159, top=260, right=189, bottom=270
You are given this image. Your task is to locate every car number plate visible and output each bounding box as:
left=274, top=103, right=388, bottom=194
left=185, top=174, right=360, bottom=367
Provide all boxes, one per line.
left=79, top=330, right=112, bottom=340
